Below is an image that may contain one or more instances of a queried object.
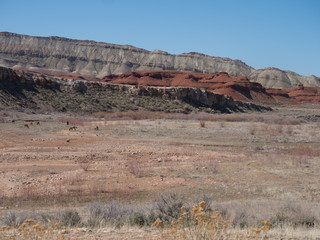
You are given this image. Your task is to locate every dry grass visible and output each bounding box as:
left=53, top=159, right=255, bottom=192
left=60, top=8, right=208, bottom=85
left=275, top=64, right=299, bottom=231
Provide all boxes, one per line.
left=87, top=109, right=308, bottom=125
left=2, top=198, right=320, bottom=239
left=1, top=105, right=320, bottom=238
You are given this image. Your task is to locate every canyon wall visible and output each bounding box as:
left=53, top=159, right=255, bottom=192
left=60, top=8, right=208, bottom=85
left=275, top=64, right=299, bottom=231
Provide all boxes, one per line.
left=1, top=32, right=318, bottom=88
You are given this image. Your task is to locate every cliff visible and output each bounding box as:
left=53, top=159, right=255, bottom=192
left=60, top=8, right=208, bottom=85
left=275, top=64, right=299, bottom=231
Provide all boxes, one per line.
left=1, top=32, right=318, bottom=88
left=248, top=68, right=320, bottom=89
left=0, top=32, right=251, bottom=78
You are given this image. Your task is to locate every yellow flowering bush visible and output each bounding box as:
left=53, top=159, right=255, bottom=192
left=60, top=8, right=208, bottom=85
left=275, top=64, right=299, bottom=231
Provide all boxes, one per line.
left=250, top=220, right=271, bottom=238
left=0, top=218, right=67, bottom=240
left=154, top=201, right=229, bottom=240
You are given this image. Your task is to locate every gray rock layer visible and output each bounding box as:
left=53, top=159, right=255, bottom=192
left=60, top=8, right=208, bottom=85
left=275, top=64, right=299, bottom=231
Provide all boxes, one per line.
left=248, top=68, right=320, bottom=89
left=0, top=32, right=319, bottom=88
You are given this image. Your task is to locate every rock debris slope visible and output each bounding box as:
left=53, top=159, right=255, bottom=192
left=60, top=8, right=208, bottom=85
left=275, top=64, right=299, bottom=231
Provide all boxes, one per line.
left=1, top=32, right=319, bottom=88
left=0, top=66, right=270, bottom=113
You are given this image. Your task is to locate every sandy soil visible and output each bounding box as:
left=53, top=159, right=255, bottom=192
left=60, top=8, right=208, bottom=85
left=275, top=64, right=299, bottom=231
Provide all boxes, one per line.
left=1, top=106, right=320, bottom=238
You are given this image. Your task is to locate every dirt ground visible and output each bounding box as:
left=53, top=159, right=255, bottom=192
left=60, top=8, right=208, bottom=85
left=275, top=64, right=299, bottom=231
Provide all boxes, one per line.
left=1, top=105, right=320, bottom=239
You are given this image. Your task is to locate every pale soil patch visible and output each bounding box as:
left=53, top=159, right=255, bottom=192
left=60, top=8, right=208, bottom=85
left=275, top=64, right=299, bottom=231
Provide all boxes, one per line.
left=0, top=111, right=320, bottom=203
left=0, top=106, right=320, bottom=238
left=2, top=226, right=320, bottom=239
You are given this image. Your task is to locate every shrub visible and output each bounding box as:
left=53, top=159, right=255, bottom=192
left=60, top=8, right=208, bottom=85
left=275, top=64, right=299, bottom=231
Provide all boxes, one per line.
left=88, top=202, right=106, bottom=219
left=145, top=212, right=158, bottom=226
left=154, top=192, right=185, bottom=223
left=77, top=154, right=95, bottom=171
left=127, top=159, right=144, bottom=178
left=209, top=199, right=320, bottom=228
left=154, top=201, right=229, bottom=240
left=193, top=194, right=213, bottom=211
left=128, top=211, right=158, bottom=227
left=87, top=201, right=133, bottom=227
left=295, top=216, right=316, bottom=228
left=61, top=211, right=81, bottom=227
left=239, top=221, right=248, bottom=229
left=2, top=212, right=29, bottom=227
left=0, top=218, right=64, bottom=239
left=250, top=220, right=271, bottom=237
left=270, top=215, right=287, bottom=228
left=129, top=212, right=146, bottom=227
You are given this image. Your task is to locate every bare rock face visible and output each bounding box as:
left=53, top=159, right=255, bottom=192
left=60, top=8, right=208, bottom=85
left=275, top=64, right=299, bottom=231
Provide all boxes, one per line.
left=249, top=68, right=320, bottom=89
left=0, top=32, right=319, bottom=88
left=0, top=32, right=252, bottom=78
left=267, top=85, right=320, bottom=103
left=0, top=66, right=270, bottom=113
left=102, top=70, right=320, bottom=104
left=102, top=70, right=275, bottom=103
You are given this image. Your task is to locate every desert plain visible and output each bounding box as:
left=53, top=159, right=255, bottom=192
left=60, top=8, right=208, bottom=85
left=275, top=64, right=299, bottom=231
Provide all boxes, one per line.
left=1, top=105, right=320, bottom=239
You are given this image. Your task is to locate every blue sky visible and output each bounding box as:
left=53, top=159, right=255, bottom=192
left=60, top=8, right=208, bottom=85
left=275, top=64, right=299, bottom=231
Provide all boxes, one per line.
left=0, top=0, right=319, bottom=76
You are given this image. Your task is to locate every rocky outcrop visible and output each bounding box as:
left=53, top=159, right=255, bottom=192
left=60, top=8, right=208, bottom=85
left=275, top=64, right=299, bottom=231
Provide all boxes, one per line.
left=0, top=32, right=252, bottom=78
left=102, top=70, right=320, bottom=104
left=266, top=85, right=320, bottom=103
left=100, top=84, right=271, bottom=112
left=249, top=68, right=320, bottom=89
left=102, top=70, right=276, bottom=104
left=0, top=66, right=270, bottom=113
left=1, top=32, right=318, bottom=88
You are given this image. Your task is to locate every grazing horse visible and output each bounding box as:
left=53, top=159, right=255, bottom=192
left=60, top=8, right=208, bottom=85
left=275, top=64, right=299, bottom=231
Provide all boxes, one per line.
left=24, top=124, right=29, bottom=128
left=94, top=126, right=99, bottom=131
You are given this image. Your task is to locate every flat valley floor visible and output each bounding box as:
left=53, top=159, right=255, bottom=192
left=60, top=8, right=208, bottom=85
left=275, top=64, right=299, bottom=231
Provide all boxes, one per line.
left=1, top=105, right=320, bottom=239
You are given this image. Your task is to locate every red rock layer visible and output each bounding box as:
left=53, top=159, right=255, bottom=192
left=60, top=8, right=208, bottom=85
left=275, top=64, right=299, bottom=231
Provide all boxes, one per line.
left=102, top=71, right=320, bottom=104
left=267, top=85, right=320, bottom=103
left=102, top=71, right=277, bottom=103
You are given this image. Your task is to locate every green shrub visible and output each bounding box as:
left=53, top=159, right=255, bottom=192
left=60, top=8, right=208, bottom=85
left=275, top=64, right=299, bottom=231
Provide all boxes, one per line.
left=128, top=211, right=160, bottom=227
left=154, top=192, right=185, bottom=223
left=129, top=212, right=146, bottom=227
left=61, top=210, right=81, bottom=227
left=2, top=212, right=28, bottom=227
